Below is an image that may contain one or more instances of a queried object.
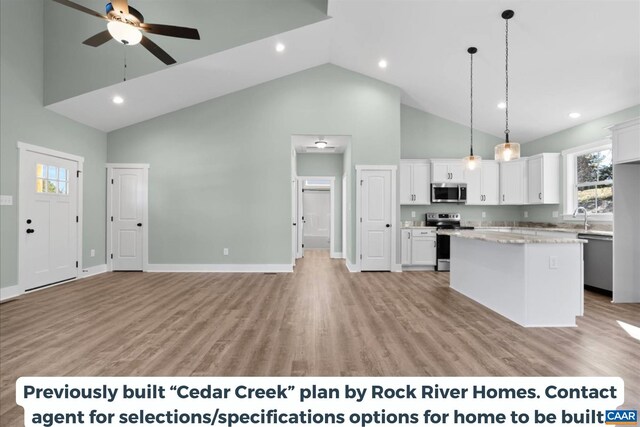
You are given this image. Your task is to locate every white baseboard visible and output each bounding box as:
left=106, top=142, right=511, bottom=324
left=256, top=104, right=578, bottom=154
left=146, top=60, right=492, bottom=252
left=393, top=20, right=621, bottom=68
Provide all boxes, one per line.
left=392, top=263, right=403, bottom=272
left=346, top=261, right=360, bottom=272
left=401, top=265, right=437, bottom=272
left=80, top=264, right=107, bottom=278
left=330, top=251, right=343, bottom=259
left=0, top=285, right=21, bottom=302
left=146, top=264, right=293, bottom=273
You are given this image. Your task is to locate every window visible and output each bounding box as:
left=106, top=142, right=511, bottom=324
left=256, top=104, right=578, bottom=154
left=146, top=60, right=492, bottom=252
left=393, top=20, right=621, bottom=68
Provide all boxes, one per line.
left=562, top=140, right=613, bottom=220
left=576, top=149, right=613, bottom=214
left=36, top=164, right=69, bottom=195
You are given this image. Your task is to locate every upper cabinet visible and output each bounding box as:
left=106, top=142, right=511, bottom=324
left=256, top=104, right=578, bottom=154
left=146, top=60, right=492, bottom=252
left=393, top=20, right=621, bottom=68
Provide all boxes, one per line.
left=500, top=159, right=528, bottom=205
left=611, top=118, right=640, bottom=164
left=527, top=153, right=560, bottom=204
left=464, top=160, right=500, bottom=205
left=400, top=159, right=431, bottom=205
left=431, top=160, right=464, bottom=182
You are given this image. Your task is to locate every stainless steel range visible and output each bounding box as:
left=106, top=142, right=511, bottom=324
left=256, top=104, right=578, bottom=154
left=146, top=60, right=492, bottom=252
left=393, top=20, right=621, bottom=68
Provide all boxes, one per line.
left=426, top=213, right=474, bottom=271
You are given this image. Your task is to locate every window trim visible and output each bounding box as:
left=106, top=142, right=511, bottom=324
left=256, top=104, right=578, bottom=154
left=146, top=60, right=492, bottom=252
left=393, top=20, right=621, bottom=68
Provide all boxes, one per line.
left=561, top=138, right=613, bottom=222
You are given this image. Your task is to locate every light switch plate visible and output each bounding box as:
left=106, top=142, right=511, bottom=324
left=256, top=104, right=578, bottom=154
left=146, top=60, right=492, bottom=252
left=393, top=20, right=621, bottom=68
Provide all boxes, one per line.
left=0, top=195, right=13, bottom=206
left=552, top=211, right=559, bottom=218
left=90, top=249, right=95, bottom=257
left=482, top=211, right=486, bottom=218
left=524, top=211, right=528, bottom=218
left=223, top=248, right=229, bottom=256
left=549, top=256, right=558, bottom=269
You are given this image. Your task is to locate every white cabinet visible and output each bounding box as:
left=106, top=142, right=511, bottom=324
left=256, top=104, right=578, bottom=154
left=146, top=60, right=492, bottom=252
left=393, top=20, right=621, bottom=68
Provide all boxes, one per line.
left=611, top=118, right=640, bottom=164
left=527, top=153, right=560, bottom=204
left=400, top=160, right=430, bottom=205
left=464, top=160, right=499, bottom=205
left=401, top=229, right=412, bottom=265
left=500, top=159, right=528, bottom=205
left=431, top=160, right=464, bottom=182
left=401, top=228, right=436, bottom=266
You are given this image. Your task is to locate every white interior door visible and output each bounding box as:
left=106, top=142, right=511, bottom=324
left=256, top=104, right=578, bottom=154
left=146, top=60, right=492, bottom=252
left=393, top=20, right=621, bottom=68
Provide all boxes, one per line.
left=111, top=168, right=144, bottom=271
left=297, top=179, right=304, bottom=258
left=361, top=169, right=392, bottom=271
left=21, top=151, right=78, bottom=290
left=302, top=189, right=331, bottom=249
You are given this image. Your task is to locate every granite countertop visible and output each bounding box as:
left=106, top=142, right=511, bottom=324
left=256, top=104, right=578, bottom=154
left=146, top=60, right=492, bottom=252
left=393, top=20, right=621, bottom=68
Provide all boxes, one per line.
left=475, top=226, right=612, bottom=237
left=438, top=229, right=588, bottom=244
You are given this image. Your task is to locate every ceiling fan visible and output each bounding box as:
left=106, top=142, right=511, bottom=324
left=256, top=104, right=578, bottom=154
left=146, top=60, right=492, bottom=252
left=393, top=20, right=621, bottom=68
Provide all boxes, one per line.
left=51, top=0, right=200, bottom=65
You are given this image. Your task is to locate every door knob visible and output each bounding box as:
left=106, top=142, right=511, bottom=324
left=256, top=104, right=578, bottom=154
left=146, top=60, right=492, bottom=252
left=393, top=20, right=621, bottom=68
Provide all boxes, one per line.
left=137, top=223, right=142, bottom=227
left=26, top=219, right=32, bottom=224
left=26, top=228, right=35, bottom=234
left=386, top=224, right=391, bottom=228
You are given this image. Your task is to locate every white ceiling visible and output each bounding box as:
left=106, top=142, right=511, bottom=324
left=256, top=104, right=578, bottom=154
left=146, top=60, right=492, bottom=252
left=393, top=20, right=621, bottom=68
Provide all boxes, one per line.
left=292, top=134, right=350, bottom=153
left=47, top=1, right=640, bottom=142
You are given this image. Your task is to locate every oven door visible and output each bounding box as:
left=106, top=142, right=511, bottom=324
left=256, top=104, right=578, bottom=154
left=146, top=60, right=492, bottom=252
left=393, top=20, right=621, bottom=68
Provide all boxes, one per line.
left=431, top=184, right=462, bottom=203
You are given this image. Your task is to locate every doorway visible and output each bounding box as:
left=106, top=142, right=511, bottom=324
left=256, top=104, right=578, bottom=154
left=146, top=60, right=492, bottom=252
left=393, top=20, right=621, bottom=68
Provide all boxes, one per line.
left=106, top=164, right=149, bottom=271
left=297, top=177, right=335, bottom=257
left=18, top=142, right=83, bottom=292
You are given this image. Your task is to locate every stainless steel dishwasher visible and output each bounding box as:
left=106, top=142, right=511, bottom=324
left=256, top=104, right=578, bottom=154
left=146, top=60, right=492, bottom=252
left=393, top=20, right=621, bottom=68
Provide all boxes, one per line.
left=578, top=233, right=613, bottom=293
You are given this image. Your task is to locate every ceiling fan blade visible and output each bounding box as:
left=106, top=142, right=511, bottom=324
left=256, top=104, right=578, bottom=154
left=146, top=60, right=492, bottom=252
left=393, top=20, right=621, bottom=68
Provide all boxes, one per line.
left=110, top=0, right=129, bottom=15
left=82, top=30, right=112, bottom=47
left=51, top=0, right=107, bottom=20
left=140, top=36, right=176, bottom=65
left=139, top=23, right=200, bottom=40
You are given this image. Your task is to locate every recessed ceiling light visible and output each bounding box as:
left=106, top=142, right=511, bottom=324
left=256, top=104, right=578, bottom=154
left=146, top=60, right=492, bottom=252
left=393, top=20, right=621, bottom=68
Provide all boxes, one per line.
left=378, top=59, right=388, bottom=69
left=275, top=43, right=285, bottom=53
left=569, top=112, right=581, bottom=119
left=497, top=102, right=506, bottom=109
left=112, top=96, right=124, bottom=104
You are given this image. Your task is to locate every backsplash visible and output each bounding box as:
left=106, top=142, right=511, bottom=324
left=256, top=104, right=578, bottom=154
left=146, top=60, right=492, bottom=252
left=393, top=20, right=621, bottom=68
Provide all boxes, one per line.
left=400, top=204, right=522, bottom=225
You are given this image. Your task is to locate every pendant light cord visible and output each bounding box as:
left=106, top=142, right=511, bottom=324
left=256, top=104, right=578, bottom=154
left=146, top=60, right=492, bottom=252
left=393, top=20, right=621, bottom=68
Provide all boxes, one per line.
left=470, top=51, right=474, bottom=156
left=123, top=44, right=128, bottom=82
left=504, top=17, right=510, bottom=142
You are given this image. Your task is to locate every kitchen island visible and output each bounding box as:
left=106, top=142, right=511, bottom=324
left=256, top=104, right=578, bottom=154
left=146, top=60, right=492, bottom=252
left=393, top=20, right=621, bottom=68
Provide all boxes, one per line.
left=439, top=229, right=587, bottom=327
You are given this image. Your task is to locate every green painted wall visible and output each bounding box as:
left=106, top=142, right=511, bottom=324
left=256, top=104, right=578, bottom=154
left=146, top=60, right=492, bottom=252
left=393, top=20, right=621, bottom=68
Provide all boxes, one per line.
left=400, top=104, right=523, bottom=223
left=107, top=64, right=400, bottom=266
left=1, top=0, right=108, bottom=289
left=296, top=153, right=343, bottom=253
left=44, top=0, right=328, bottom=105
left=521, top=105, right=640, bottom=223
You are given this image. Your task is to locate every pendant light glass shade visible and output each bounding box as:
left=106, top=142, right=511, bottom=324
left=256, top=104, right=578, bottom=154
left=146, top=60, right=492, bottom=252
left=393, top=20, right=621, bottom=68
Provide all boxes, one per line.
left=463, top=47, right=481, bottom=170
left=494, top=10, right=520, bottom=162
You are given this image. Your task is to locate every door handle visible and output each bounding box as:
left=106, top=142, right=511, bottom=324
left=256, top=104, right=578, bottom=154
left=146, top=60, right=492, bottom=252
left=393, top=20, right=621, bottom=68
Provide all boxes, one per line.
left=26, top=228, right=35, bottom=234
left=137, top=223, right=142, bottom=227
left=386, top=224, right=391, bottom=228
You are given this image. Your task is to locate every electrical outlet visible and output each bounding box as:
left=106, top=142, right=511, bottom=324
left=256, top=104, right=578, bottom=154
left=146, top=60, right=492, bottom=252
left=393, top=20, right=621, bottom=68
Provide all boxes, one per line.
left=90, top=249, right=95, bottom=257
left=223, top=248, right=229, bottom=256
left=549, top=256, right=558, bottom=269
left=0, top=195, right=13, bottom=206
left=552, top=211, right=559, bottom=218
left=411, top=211, right=416, bottom=218
left=482, top=211, right=486, bottom=218
left=524, top=211, right=529, bottom=218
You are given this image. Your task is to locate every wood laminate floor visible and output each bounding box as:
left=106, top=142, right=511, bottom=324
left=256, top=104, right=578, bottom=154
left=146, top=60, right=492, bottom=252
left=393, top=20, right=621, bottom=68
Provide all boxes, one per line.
left=1, top=250, right=639, bottom=424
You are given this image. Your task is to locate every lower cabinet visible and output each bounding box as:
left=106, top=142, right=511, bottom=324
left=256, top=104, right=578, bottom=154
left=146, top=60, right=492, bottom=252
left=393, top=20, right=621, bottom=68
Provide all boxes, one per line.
left=401, top=228, right=437, bottom=267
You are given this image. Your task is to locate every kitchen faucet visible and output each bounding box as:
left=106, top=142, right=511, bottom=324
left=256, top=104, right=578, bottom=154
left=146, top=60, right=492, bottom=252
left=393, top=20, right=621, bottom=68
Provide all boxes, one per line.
left=573, top=207, right=589, bottom=231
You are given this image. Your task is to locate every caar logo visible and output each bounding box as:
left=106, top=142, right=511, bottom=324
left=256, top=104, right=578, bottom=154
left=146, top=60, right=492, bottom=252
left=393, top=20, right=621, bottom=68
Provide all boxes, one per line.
left=605, top=410, right=637, bottom=425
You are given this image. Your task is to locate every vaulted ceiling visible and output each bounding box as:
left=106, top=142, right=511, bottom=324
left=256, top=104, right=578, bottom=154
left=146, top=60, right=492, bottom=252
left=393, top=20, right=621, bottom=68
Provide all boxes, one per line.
left=45, top=0, right=640, bottom=142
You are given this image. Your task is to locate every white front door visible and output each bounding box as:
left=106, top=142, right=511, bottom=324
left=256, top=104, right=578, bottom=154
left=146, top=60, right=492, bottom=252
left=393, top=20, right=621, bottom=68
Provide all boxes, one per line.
left=361, top=169, right=392, bottom=271
left=111, top=168, right=144, bottom=271
left=20, top=151, right=78, bottom=290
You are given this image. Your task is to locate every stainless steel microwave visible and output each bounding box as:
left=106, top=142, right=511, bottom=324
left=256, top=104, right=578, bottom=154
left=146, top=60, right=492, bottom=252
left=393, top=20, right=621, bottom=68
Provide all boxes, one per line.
left=431, top=183, right=467, bottom=203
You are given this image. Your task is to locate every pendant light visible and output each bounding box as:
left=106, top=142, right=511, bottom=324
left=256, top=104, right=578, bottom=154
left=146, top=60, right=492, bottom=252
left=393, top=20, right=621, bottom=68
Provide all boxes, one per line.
left=494, top=10, right=521, bottom=162
left=463, top=47, right=481, bottom=171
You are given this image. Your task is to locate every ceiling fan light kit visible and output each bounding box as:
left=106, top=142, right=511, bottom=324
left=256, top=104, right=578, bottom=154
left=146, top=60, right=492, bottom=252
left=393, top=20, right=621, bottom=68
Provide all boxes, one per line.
left=51, top=0, right=200, bottom=65
left=463, top=46, right=481, bottom=171
left=315, top=136, right=328, bottom=149
left=494, top=9, right=521, bottom=162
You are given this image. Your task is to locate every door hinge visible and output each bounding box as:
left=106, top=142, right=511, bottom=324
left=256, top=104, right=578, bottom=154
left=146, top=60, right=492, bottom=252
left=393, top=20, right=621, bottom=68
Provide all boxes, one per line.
left=76, top=215, right=79, bottom=223
left=75, top=261, right=78, bottom=268
left=111, top=179, right=114, bottom=184
left=360, top=179, right=363, bottom=186
left=76, top=171, right=80, bottom=178
left=360, top=217, right=362, bottom=223
left=360, top=254, right=362, bottom=260
left=110, top=216, right=113, bottom=222
left=301, top=189, right=305, bottom=192
left=302, top=244, right=305, bottom=248
left=110, top=254, right=113, bottom=259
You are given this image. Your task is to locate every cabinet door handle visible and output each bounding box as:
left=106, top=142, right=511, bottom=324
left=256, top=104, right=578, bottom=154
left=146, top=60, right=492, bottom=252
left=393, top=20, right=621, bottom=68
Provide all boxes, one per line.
left=539, top=192, right=542, bottom=200
left=502, top=194, right=505, bottom=202
left=433, top=241, right=436, bottom=247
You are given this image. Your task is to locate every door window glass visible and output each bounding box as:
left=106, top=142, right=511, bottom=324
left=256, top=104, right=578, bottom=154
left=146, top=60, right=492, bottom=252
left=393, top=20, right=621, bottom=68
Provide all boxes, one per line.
left=36, top=164, right=69, bottom=195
